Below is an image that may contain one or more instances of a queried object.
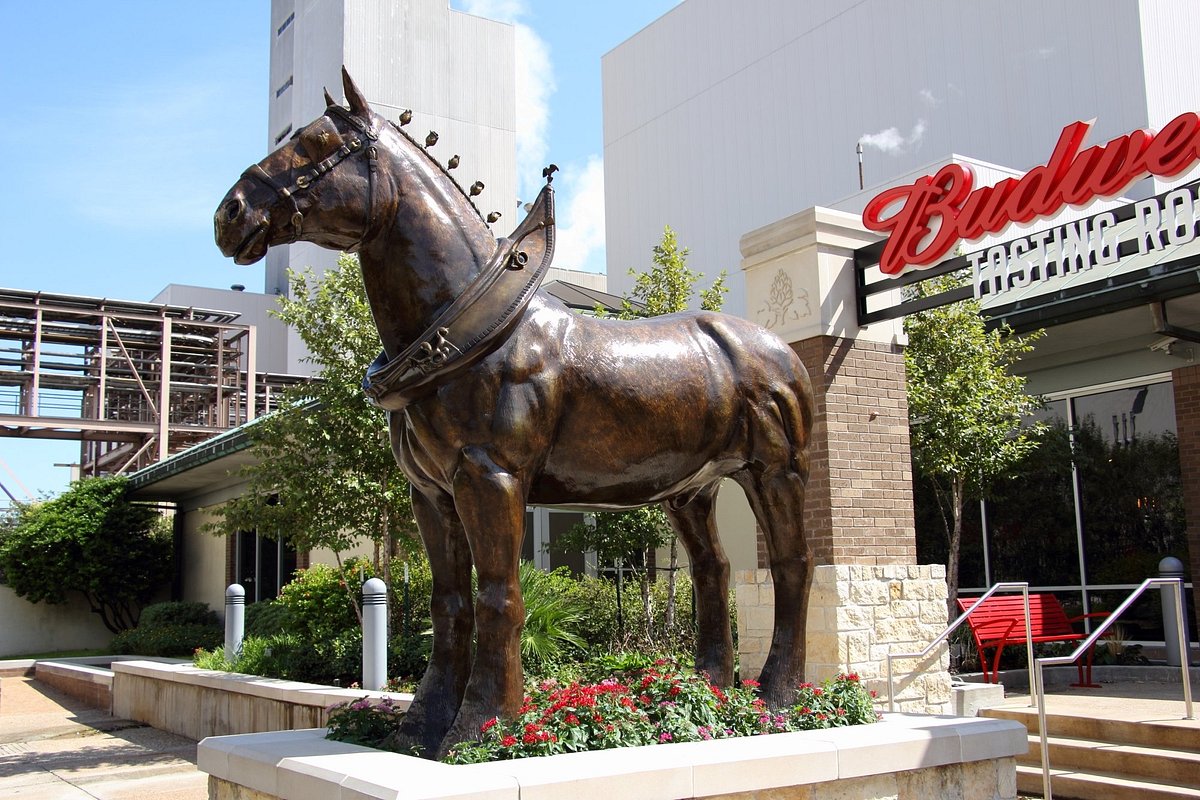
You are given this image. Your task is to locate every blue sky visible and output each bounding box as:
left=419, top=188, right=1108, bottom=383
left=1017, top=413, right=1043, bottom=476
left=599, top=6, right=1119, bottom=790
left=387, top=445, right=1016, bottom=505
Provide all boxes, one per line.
left=0, top=0, right=679, bottom=503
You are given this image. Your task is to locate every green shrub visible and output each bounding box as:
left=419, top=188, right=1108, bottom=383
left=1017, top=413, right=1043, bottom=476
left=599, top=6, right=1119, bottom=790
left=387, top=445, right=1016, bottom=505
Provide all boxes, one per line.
left=244, top=599, right=295, bottom=637
left=277, top=558, right=371, bottom=644
left=112, top=623, right=222, bottom=657
left=388, top=630, right=431, bottom=682
left=138, top=601, right=219, bottom=629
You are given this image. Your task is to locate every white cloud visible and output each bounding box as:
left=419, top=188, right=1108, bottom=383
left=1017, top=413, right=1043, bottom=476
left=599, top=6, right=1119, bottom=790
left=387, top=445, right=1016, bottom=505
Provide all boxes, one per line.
left=552, top=156, right=606, bottom=273
left=859, top=118, right=928, bottom=156
left=919, top=88, right=938, bottom=107
left=459, top=0, right=555, bottom=200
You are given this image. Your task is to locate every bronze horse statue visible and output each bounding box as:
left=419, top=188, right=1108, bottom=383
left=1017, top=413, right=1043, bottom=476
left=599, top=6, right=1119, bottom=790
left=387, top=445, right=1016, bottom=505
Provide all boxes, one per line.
left=215, top=68, right=815, bottom=757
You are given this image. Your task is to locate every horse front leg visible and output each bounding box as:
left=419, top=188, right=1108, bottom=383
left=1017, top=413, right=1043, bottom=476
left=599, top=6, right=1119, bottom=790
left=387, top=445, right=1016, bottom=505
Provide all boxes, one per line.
left=383, top=486, right=473, bottom=758
left=439, top=445, right=527, bottom=756
left=663, top=485, right=734, bottom=688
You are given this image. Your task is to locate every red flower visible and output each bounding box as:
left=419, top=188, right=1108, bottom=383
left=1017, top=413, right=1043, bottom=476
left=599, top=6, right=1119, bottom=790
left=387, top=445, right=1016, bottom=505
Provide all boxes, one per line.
left=480, top=717, right=498, bottom=733
left=565, top=714, right=580, bottom=725
left=524, top=723, right=540, bottom=734
left=669, top=685, right=681, bottom=696
left=742, top=679, right=760, bottom=688
left=501, top=735, right=517, bottom=747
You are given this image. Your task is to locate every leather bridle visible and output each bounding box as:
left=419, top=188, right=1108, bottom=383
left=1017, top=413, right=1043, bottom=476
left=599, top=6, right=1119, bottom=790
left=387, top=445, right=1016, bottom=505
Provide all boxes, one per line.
left=239, top=105, right=380, bottom=248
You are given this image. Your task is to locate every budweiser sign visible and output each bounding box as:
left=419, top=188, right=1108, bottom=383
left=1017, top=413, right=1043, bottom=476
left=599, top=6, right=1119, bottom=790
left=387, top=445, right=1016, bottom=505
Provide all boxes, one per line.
left=862, top=111, right=1200, bottom=275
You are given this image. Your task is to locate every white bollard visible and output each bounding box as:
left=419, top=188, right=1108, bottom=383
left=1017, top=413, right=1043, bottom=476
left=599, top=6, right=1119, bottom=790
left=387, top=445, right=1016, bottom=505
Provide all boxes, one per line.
left=362, top=577, right=388, bottom=691
left=224, top=583, right=245, bottom=662
left=1160, top=557, right=1188, bottom=667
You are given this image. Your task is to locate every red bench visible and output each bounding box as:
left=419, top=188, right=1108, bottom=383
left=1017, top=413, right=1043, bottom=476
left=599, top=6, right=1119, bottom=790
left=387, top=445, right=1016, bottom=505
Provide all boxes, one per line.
left=957, top=593, right=1109, bottom=686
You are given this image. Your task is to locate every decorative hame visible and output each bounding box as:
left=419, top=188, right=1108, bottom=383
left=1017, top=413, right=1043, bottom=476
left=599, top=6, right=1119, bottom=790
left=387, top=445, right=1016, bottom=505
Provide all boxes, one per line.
left=215, top=68, right=816, bottom=758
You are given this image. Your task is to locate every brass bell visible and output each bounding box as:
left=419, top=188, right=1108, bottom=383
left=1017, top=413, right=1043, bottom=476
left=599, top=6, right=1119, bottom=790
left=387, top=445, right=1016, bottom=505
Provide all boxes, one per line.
left=425, top=131, right=439, bottom=147
left=487, top=211, right=502, bottom=223
left=447, top=154, right=460, bottom=170
left=399, top=109, right=413, bottom=125
left=469, top=181, right=485, bottom=196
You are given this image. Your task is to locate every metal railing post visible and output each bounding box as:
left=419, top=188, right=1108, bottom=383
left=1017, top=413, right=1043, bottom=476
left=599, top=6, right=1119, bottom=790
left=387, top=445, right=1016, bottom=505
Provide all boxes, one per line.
left=1035, top=577, right=1194, bottom=800
left=885, top=581, right=1032, bottom=713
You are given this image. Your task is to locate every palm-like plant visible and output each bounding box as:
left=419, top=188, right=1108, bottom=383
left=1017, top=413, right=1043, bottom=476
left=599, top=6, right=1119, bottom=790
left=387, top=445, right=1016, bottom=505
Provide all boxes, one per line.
left=517, top=562, right=587, bottom=669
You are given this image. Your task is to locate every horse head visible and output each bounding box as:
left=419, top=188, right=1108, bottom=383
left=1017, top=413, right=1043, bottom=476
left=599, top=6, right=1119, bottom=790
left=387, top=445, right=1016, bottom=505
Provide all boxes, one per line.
left=215, top=68, right=394, bottom=263
left=215, top=68, right=510, bottom=351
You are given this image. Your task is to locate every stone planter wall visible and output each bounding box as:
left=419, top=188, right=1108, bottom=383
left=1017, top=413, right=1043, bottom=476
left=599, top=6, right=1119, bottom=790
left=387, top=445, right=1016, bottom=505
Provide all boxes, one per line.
left=110, top=660, right=411, bottom=740
left=198, top=713, right=1025, bottom=800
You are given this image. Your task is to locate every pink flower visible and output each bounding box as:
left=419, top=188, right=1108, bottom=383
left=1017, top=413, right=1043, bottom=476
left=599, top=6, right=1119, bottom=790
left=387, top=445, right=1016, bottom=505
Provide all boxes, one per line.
left=659, top=731, right=673, bottom=742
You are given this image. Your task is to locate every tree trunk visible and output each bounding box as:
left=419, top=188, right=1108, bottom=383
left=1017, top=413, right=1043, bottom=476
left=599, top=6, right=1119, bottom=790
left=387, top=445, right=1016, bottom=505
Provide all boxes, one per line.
left=665, top=537, right=678, bottom=635
left=946, top=476, right=965, bottom=621
left=333, top=551, right=364, bottom=626
left=639, top=552, right=653, bottom=643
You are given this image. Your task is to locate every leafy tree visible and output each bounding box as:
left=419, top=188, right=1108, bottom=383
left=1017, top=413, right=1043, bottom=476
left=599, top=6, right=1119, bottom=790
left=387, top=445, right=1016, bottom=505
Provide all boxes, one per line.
left=619, top=225, right=727, bottom=319
left=0, top=476, right=171, bottom=633
left=208, top=255, right=416, bottom=618
left=903, top=272, right=1044, bottom=617
left=552, top=507, right=674, bottom=637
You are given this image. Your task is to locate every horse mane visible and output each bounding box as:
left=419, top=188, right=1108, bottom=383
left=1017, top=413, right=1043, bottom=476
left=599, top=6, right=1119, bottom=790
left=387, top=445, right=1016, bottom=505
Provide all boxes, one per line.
left=384, top=118, right=491, bottom=226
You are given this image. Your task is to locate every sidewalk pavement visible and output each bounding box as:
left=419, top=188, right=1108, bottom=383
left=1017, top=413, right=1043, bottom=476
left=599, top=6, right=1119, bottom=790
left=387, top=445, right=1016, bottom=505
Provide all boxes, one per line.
left=0, top=675, right=207, bottom=799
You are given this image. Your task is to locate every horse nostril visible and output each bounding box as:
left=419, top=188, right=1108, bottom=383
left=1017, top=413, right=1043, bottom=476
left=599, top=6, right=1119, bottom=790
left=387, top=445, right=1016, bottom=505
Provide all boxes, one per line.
left=224, top=198, right=244, bottom=223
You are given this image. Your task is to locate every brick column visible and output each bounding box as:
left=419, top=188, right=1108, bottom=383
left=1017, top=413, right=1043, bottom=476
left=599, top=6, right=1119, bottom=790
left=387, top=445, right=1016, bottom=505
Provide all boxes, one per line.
left=735, top=207, right=948, bottom=711
left=1172, top=364, right=1200, bottom=633
left=792, top=336, right=915, bottom=566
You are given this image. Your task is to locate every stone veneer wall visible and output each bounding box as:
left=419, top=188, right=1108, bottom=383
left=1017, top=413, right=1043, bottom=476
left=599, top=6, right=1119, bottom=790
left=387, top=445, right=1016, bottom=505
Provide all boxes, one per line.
left=737, top=565, right=951, bottom=714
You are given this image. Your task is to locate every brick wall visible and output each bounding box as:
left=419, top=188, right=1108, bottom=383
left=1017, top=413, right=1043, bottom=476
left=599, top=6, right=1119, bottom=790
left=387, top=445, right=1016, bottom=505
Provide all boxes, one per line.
left=766, top=336, right=915, bottom=567
left=1172, top=364, right=1200, bottom=632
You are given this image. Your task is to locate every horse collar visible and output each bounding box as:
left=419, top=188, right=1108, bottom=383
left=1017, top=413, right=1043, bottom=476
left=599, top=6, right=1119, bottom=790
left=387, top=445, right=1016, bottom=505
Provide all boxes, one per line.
left=363, top=182, right=556, bottom=410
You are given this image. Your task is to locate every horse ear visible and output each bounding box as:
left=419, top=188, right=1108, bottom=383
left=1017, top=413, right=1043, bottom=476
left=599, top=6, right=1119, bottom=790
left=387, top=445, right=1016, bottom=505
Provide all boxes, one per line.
left=341, top=66, right=369, bottom=115
left=323, top=88, right=336, bottom=107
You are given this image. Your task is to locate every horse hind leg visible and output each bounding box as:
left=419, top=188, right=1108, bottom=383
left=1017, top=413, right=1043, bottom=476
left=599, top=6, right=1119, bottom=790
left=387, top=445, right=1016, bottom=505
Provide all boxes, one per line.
left=736, top=464, right=812, bottom=709
left=663, top=485, right=734, bottom=688
left=383, top=486, right=473, bottom=758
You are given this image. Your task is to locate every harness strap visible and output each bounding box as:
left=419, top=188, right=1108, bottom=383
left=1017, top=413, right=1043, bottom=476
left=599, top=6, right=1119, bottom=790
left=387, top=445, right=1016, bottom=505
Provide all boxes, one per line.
left=240, top=106, right=380, bottom=247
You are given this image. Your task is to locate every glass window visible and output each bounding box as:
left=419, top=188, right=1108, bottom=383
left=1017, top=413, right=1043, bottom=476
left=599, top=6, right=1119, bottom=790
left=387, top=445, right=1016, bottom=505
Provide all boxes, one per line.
left=983, top=399, right=1081, bottom=588
left=235, top=530, right=298, bottom=602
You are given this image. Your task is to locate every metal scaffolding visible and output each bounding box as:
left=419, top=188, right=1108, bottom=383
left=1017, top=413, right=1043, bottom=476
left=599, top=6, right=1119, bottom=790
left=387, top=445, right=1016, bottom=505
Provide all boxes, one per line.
left=0, top=288, right=306, bottom=479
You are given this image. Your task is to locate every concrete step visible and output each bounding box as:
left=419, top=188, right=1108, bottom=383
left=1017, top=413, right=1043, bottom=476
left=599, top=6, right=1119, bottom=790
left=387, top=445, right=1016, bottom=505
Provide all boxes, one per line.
left=1016, top=764, right=1200, bottom=800
left=1015, top=734, right=1200, bottom=786
left=984, top=705, right=1192, bottom=750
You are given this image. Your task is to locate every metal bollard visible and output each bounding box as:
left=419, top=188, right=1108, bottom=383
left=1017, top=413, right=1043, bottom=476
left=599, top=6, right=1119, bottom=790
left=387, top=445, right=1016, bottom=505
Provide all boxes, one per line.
left=362, top=578, right=388, bottom=691
left=224, top=583, right=245, bottom=662
left=1160, top=557, right=1188, bottom=667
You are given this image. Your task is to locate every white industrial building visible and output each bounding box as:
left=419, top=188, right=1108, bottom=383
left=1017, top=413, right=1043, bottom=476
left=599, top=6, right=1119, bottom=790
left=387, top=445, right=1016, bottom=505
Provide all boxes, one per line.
left=602, top=0, right=1200, bottom=317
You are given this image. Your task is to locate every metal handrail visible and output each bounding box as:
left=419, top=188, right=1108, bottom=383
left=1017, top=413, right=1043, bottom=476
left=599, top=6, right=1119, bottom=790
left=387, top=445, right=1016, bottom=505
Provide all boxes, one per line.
left=886, top=581, right=1034, bottom=712
left=1034, top=577, right=1193, bottom=800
